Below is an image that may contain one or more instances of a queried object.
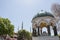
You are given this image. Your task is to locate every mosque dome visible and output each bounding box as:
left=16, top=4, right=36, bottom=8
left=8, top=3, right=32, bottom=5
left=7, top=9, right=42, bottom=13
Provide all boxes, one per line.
left=32, top=12, right=54, bottom=20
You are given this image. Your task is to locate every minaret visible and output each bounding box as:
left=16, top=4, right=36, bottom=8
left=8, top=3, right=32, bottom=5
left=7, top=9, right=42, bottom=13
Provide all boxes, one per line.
left=18, top=26, right=19, bottom=31
left=21, top=21, right=23, bottom=30
left=30, top=27, right=31, bottom=33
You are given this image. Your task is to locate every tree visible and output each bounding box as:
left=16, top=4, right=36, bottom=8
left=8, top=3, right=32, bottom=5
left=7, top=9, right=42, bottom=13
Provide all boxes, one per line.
left=0, top=17, right=14, bottom=36
left=17, top=30, right=31, bottom=40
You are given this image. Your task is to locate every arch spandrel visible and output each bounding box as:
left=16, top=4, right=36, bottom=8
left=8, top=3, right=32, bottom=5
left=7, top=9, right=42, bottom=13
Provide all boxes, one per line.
left=50, top=20, right=56, bottom=26
left=40, top=21, right=48, bottom=28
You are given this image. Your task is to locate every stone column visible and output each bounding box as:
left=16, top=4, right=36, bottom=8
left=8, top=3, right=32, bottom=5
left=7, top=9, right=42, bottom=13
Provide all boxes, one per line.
left=47, top=25, right=51, bottom=36
left=32, top=28, right=34, bottom=36
left=38, top=26, right=40, bottom=36
left=36, top=27, right=38, bottom=36
left=41, top=28, right=42, bottom=35
left=53, top=26, right=57, bottom=36
left=39, top=28, right=41, bottom=36
left=32, top=28, right=36, bottom=36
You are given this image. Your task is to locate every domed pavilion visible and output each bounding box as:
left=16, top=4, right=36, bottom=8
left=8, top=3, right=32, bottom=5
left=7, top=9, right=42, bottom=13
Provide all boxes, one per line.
left=32, top=11, right=58, bottom=36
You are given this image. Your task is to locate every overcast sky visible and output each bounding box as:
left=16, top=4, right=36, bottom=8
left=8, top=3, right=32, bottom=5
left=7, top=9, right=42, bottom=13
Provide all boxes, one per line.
left=0, top=0, right=60, bottom=32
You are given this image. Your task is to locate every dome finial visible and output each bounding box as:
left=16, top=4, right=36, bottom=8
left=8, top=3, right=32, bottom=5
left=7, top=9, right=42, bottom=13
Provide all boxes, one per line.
left=41, top=10, right=43, bottom=12
left=39, top=10, right=45, bottom=13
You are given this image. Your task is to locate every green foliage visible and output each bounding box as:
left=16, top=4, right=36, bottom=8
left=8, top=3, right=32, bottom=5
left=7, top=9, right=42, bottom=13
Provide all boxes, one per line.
left=17, top=30, right=31, bottom=40
left=0, top=17, right=14, bottom=36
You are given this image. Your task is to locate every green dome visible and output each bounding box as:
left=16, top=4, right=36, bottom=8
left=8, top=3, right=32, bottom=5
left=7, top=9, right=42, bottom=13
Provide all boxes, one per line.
left=32, top=12, right=54, bottom=20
